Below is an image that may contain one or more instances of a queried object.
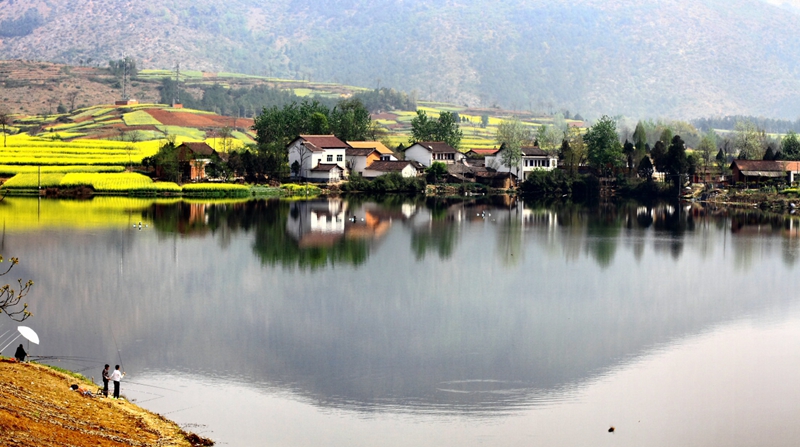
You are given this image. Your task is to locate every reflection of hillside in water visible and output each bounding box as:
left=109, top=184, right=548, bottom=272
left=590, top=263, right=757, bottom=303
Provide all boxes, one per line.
left=4, top=198, right=800, bottom=414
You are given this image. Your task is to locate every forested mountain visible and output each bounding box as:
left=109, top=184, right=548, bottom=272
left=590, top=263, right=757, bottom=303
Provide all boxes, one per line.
left=2, top=0, right=800, bottom=120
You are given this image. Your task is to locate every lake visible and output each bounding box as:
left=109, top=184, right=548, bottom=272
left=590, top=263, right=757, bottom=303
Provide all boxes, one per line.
left=2, top=195, right=800, bottom=446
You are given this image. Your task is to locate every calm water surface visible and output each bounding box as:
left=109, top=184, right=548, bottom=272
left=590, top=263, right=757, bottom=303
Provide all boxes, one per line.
left=2, top=196, right=800, bottom=446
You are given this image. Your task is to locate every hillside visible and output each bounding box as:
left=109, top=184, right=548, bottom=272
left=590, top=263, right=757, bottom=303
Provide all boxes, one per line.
left=2, top=0, right=800, bottom=120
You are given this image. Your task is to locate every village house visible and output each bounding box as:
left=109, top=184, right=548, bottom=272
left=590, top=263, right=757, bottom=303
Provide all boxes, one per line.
left=176, top=142, right=217, bottom=182
left=730, top=160, right=800, bottom=185
left=362, top=160, right=421, bottom=179
left=287, top=135, right=350, bottom=183
left=485, top=145, right=558, bottom=178
left=348, top=141, right=397, bottom=161
left=345, top=147, right=381, bottom=177
left=404, top=141, right=464, bottom=167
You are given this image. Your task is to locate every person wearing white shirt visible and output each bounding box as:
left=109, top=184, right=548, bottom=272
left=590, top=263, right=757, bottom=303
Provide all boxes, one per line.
left=110, top=365, right=125, bottom=399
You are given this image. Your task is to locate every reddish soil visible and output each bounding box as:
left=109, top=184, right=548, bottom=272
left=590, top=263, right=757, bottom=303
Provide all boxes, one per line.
left=144, top=108, right=253, bottom=129
left=372, top=112, right=398, bottom=120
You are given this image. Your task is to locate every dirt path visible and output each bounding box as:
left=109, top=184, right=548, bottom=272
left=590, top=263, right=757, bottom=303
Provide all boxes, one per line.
left=0, top=360, right=209, bottom=446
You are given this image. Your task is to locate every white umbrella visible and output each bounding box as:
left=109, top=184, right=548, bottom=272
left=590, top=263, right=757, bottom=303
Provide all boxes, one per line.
left=17, top=326, right=39, bottom=345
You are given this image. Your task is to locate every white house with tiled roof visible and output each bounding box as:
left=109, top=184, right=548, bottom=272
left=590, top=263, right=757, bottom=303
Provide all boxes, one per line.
left=287, top=135, right=351, bottom=182
left=486, top=145, right=558, bottom=177
left=405, top=141, right=464, bottom=167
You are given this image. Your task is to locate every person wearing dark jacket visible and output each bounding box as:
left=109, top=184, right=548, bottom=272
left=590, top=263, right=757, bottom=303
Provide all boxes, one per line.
left=102, top=364, right=111, bottom=396
left=14, top=344, right=26, bottom=362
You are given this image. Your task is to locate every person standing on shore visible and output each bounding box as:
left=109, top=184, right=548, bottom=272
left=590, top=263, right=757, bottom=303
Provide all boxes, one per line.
left=14, top=344, right=26, bottom=362
left=102, top=364, right=111, bottom=397
left=109, top=364, right=125, bottom=399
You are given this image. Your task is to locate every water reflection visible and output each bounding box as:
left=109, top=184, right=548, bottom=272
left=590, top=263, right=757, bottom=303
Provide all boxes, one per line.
left=2, top=196, right=800, bottom=418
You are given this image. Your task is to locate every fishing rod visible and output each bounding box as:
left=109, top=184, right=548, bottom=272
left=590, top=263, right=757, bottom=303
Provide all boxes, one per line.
left=109, top=325, right=124, bottom=372
left=29, top=355, right=104, bottom=362
left=123, top=380, right=178, bottom=392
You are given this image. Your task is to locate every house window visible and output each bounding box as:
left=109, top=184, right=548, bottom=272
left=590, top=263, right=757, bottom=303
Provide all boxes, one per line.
left=327, top=155, right=333, bottom=162
left=337, top=155, right=343, bottom=162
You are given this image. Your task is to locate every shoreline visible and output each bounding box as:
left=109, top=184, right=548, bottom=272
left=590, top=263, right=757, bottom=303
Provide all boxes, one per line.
left=0, top=359, right=213, bottom=446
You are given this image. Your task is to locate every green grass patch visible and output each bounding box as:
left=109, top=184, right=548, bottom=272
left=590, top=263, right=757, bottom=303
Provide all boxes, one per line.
left=281, top=183, right=322, bottom=196
left=122, top=110, right=161, bottom=126
left=157, top=126, right=207, bottom=140
left=182, top=183, right=250, bottom=197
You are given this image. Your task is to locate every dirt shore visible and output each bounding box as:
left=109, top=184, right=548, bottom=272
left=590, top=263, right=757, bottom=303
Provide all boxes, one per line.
left=0, top=359, right=211, bottom=446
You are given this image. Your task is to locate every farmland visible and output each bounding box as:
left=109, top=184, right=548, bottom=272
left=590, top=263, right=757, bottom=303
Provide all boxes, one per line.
left=0, top=61, right=587, bottom=198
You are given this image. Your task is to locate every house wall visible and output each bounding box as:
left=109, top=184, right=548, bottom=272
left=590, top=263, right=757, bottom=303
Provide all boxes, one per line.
left=486, top=151, right=557, bottom=176
left=347, top=152, right=380, bottom=175
left=405, top=145, right=433, bottom=167
left=288, top=140, right=346, bottom=178
left=306, top=167, right=343, bottom=183
left=363, top=165, right=418, bottom=178
left=405, top=144, right=464, bottom=166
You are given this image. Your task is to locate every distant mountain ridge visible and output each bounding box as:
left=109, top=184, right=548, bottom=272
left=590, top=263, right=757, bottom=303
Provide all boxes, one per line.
left=2, top=0, right=800, bottom=120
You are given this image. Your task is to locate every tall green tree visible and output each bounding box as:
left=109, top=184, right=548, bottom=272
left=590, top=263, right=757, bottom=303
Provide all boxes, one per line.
left=651, top=140, right=668, bottom=176
left=716, top=148, right=727, bottom=178
left=697, top=130, right=717, bottom=172
left=409, top=110, right=436, bottom=143
left=434, top=111, right=463, bottom=149
left=560, top=126, right=587, bottom=177
left=733, top=120, right=764, bottom=160
left=665, top=135, right=688, bottom=188
left=409, top=110, right=463, bottom=149
left=330, top=98, right=371, bottom=141
left=623, top=139, right=635, bottom=171
left=583, top=115, right=624, bottom=176
left=637, top=156, right=654, bottom=182
left=495, top=117, right=531, bottom=176
left=632, top=121, right=647, bottom=153
left=781, top=131, right=800, bottom=160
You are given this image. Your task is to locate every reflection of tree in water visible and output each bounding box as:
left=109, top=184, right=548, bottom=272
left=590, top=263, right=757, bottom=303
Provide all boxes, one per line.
left=497, top=206, right=523, bottom=266
left=410, top=198, right=462, bottom=261
left=584, top=205, right=621, bottom=268
left=411, top=222, right=459, bottom=261
left=652, top=203, right=693, bottom=260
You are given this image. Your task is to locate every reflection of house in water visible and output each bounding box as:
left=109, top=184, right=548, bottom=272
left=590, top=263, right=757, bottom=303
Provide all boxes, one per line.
left=286, top=200, right=347, bottom=247
left=287, top=200, right=415, bottom=249
left=730, top=211, right=800, bottom=238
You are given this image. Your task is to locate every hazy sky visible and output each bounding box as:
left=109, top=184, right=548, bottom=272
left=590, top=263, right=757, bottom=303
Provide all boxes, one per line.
left=761, top=0, right=800, bottom=9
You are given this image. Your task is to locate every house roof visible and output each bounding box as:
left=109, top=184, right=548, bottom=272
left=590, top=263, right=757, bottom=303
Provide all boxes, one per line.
left=475, top=171, right=517, bottom=179
left=348, top=141, right=393, bottom=155
left=412, top=141, right=458, bottom=153
left=178, top=142, right=215, bottom=156
left=346, top=148, right=378, bottom=157
left=468, top=149, right=498, bottom=156
left=521, top=146, right=548, bottom=156
left=366, top=161, right=416, bottom=172
left=311, top=163, right=343, bottom=172
left=295, top=135, right=350, bottom=151
left=730, top=160, right=785, bottom=172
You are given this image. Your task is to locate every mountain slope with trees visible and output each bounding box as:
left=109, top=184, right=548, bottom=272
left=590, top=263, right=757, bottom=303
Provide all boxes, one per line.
left=2, top=0, right=800, bottom=119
